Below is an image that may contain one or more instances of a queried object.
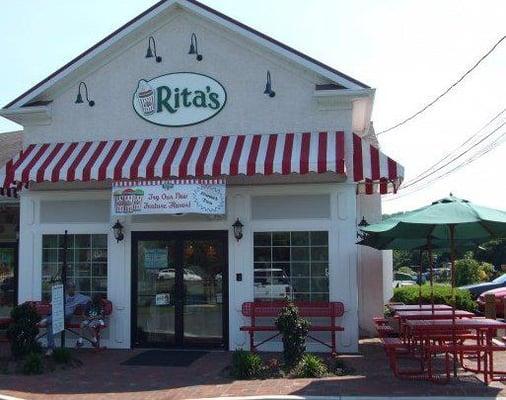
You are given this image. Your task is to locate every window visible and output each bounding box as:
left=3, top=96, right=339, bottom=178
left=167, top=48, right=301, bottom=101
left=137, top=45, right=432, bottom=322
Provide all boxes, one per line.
left=42, top=234, right=107, bottom=301
left=253, top=231, right=329, bottom=302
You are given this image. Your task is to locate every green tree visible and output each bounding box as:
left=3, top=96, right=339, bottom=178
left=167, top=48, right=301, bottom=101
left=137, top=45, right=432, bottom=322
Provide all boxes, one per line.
left=455, top=256, right=481, bottom=286
left=478, top=262, right=496, bottom=281
left=393, top=249, right=413, bottom=271
left=475, top=239, right=506, bottom=267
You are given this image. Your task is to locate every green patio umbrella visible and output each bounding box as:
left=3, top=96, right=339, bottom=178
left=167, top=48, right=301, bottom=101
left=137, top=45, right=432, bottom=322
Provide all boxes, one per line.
left=359, top=195, right=506, bottom=377
left=362, top=195, right=506, bottom=241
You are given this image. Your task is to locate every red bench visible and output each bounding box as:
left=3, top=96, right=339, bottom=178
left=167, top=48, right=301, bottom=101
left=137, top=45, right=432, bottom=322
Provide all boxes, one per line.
left=240, top=301, right=344, bottom=352
left=28, top=299, right=113, bottom=350
left=0, top=317, right=11, bottom=343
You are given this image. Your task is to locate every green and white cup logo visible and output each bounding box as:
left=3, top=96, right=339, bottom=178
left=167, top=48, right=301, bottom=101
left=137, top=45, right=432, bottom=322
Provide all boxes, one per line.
left=132, top=73, right=227, bottom=127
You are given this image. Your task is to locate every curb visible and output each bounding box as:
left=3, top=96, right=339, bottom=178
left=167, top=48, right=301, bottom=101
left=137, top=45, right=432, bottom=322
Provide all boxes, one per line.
left=187, top=397, right=506, bottom=400
left=0, top=395, right=28, bottom=400
left=3, top=395, right=504, bottom=400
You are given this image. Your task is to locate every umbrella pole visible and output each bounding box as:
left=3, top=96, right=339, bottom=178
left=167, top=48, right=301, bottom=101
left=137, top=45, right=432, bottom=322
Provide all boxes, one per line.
left=418, top=250, right=423, bottom=307
left=450, top=224, right=457, bottom=378
left=427, top=236, right=434, bottom=316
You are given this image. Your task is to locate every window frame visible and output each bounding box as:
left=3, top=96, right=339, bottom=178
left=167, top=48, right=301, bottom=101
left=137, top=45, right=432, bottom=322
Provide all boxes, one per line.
left=41, top=233, right=108, bottom=301
left=253, top=230, right=330, bottom=302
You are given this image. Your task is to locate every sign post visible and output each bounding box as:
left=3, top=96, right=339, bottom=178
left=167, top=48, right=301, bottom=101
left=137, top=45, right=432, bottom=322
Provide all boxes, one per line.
left=60, top=230, right=68, bottom=347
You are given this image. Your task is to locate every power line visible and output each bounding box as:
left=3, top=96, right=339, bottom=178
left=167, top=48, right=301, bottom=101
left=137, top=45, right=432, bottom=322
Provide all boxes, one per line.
left=396, top=134, right=506, bottom=198
left=388, top=123, right=506, bottom=199
left=377, top=35, right=506, bottom=136
left=404, top=107, right=506, bottom=184
left=401, top=120, right=506, bottom=189
left=386, top=129, right=506, bottom=201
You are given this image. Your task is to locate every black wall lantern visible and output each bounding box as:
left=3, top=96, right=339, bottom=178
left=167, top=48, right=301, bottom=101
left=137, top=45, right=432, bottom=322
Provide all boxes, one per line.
left=188, top=33, right=203, bottom=61
left=146, top=36, right=162, bottom=63
left=112, top=220, right=124, bottom=242
left=264, top=71, right=275, bottom=97
left=232, top=218, right=244, bottom=241
left=75, top=82, right=95, bottom=107
left=357, top=216, right=369, bottom=239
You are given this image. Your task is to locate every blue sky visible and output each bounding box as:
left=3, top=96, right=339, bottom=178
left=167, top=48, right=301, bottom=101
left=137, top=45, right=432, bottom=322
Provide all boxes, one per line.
left=0, top=0, right=505, bottom=214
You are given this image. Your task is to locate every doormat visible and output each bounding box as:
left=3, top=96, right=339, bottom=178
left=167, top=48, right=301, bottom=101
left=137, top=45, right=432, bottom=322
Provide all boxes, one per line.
left=121, top=350, right=208, bottom=367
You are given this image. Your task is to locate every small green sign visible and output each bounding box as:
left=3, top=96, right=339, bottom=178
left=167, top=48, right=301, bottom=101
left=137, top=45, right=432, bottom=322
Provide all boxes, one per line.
left=144, top=248, right=168, bottom=269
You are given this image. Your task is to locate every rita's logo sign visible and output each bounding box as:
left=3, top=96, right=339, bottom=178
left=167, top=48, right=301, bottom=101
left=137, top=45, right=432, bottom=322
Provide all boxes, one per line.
left=132, top=72, right=226, bottom=127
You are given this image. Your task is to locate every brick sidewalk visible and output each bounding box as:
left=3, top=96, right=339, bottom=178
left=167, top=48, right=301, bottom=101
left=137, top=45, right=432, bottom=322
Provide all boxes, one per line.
left=0, top=339, right=504, bottom=399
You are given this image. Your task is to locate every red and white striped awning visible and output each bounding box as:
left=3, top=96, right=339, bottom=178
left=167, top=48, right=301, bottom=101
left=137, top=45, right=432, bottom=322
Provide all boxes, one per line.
left=0, top=131, right=403, bottom=196
left=353, top=134, right=404, bottom=194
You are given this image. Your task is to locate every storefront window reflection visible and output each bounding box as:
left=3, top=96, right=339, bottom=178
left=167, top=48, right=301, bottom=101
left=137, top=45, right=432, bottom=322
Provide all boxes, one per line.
left=42, top=234, right=107, bottom=301
left=0, top=247, right=16, bottom=318
left=253, top=231, right=329, bottom=302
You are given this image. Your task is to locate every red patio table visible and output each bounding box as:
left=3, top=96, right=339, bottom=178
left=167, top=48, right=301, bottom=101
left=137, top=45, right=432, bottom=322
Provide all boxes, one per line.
left=389, top=304, right=452, bottom=312
left=396, top=310, right=475, bottom=339
left=405, top=318, right=506, bottom=384
left=397, top=310, right=475, bottom=321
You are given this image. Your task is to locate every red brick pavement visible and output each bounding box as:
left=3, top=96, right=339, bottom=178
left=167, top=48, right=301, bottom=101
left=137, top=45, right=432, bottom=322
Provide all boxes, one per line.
left=0, top=339, right=504, bottom=399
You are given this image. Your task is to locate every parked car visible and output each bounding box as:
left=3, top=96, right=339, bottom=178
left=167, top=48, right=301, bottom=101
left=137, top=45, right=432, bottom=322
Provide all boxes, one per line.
left=393, top=272, right=417, bottom=288
left=254, top=268, right=292, bottom=300
left=157, top=268, right=202, bottom=281
left=459, top=273, right=506, bottom=299
left=477, top=287, right=506, bottom=317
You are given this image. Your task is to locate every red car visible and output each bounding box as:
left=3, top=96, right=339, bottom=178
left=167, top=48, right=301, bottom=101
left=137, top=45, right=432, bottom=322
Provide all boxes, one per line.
left=477, top=287, right=506, bottom=317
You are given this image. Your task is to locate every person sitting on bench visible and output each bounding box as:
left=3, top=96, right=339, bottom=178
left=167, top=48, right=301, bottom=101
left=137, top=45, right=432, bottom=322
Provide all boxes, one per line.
left=40, top=281, right=90, bottom=356
left=76, top=293, right=105, bottom=349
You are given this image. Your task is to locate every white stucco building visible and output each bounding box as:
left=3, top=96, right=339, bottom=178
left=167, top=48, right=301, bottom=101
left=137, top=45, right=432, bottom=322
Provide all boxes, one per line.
left=0, top=0, right=403, bottom=352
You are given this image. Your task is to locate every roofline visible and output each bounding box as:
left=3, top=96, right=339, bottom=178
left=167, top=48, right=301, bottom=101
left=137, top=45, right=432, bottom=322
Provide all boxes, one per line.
left=3, top=0, right=370, bottom=109
left=184, top=0, right=370, bottom=89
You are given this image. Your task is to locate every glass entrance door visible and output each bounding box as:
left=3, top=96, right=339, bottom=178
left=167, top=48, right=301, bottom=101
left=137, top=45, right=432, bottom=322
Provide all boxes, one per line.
left=132, top=231, right=227, bottom=348
left=182, top=238, right=226, bottom=345
left=135, top=239, right=177, bottom=346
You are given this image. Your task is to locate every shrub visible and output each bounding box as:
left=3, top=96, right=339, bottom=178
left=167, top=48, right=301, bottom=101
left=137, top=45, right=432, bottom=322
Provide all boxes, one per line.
left=391, top=284, right=476, bottom=312
left=294, top=354, right=328, bottom=378
left=7, top=303, right=42, bottom=359
left=455, top=258, right=481, bottom=286
left=22, top=352, right=43, bottom=375
left=52, top=347, right=72, bottom=364
left=478, top=262, right=496, bottom=282
left=275, top=301, right=310, bottom=370
left=230, top=350, right=263, bottom=379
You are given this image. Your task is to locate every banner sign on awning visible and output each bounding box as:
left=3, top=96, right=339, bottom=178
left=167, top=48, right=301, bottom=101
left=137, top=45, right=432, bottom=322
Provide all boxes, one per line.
left=112, top=180, right=225, bottom=215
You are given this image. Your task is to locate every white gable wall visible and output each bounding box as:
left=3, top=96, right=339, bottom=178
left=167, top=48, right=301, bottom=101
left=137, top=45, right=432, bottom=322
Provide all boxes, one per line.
left=22, top=8, right=351, bottom=145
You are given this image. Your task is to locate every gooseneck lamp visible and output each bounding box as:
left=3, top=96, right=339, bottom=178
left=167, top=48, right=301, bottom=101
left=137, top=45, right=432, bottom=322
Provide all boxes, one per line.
left=232, top=218, right=244, bottom=241
left=264, top=71, right=275, bottom=97
left=146, top=36, right=162, bottom=63
left=112, top=220, right=124, bottom=243
left=188, top=33, right=203, bottom=61
left=75, top=82, right=95, bottom=107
